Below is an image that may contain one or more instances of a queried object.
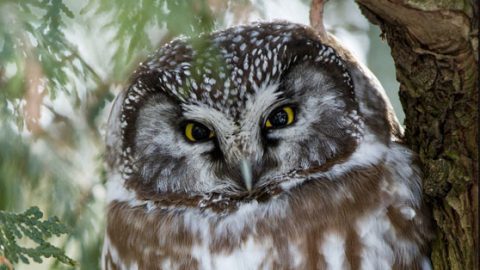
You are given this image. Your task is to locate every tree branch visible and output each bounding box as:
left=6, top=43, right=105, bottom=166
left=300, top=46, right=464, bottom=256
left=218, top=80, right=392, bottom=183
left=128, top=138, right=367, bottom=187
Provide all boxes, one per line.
left=309, top=0, right=327, bottom=38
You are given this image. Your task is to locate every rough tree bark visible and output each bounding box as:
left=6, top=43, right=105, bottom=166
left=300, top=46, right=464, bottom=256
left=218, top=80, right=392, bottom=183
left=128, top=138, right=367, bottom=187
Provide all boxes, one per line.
left=310, top=0, right=478, bottom=269
left=335, top=1, right=477, bottom=269
left=310, top=0, right=479, bottom=270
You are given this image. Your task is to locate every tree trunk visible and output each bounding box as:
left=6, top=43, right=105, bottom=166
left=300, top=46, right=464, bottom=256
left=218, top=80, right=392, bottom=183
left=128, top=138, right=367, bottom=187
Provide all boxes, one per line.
left=353, top=1, right=478, bottom=269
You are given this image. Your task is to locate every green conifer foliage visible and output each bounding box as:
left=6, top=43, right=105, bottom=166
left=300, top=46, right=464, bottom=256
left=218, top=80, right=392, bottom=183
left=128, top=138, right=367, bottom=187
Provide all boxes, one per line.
left=0, top=207, right=75, bottom=266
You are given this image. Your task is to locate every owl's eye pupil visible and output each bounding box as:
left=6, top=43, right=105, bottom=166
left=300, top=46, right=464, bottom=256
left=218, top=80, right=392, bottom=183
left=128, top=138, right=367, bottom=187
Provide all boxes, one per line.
left=192, top=125, right=209, bottom=140
left=184, top=122, right=214, bottom=142
left=265, top=106, right=295, bottom=129
left=270, top=111, right=288, bottom=126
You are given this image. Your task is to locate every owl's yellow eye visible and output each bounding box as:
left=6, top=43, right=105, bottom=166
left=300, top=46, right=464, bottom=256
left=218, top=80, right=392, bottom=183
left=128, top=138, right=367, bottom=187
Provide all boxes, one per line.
left=184, top=122, right=215, bottom=142
left=265, top=106, right=295, bottom=129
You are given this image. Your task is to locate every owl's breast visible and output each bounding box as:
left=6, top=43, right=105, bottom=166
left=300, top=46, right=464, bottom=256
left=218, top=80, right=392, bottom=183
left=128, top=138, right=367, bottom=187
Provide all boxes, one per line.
left=103, top=181, right=430, bottom=270
left=102, top=142, right=431, bottom=270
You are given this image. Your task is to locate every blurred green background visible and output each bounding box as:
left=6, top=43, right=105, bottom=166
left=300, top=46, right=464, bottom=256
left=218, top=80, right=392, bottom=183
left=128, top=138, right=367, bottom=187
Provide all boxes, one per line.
left=0, top=0, right=400, bottom=269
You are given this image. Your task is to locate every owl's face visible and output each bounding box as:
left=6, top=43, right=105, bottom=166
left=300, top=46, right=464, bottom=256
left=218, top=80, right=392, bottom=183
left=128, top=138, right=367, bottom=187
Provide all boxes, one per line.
left=116, top=22, right=373, bottom=196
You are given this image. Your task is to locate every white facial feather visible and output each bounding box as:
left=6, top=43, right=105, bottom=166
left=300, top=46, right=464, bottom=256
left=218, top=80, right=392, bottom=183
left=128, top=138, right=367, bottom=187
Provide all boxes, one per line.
left=278, top=130, right=385, bottom=190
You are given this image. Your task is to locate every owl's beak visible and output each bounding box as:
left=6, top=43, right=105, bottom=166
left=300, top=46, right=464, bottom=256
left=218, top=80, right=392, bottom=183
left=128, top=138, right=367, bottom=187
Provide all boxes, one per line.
left=239, top=159, right=253, bottom=192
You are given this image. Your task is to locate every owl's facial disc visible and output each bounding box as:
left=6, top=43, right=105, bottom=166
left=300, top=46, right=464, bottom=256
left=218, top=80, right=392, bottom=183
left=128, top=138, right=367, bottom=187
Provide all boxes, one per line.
left=133, top=61, right=359, bottom=196
left=127, top=22, right=361, bottom=196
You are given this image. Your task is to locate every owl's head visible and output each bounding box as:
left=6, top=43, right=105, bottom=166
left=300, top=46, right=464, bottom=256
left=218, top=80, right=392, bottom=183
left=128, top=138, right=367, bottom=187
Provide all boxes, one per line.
left=106, top=22, right=401, bottom=198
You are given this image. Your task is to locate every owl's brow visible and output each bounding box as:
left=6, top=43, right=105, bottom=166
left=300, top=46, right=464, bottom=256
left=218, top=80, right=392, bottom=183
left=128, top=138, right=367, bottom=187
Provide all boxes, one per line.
left=181, top=103, right=235, bottom=131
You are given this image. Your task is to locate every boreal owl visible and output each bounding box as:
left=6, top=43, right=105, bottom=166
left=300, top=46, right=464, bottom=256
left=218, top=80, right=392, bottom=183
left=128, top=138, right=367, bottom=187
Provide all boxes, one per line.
left=102, top=21, right=433, bottom=270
